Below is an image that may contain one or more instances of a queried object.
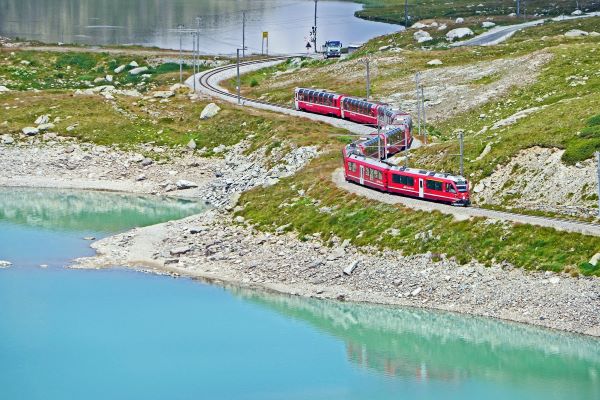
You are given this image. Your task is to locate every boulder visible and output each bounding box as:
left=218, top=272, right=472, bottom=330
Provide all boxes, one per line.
left=114, top=64, right=126, bottom=74
left=571, top=9, right=584, bottom=16
left=0, top=85, right=10, bottom=92
left=482, top=21, right=496, bottom=28
left=414, top=30, right=432, bottom=43
left=446, top=27, right=474, bottom=41
left=93, top=77, right=106, bottom=84
left=343, top=260, right=359, bottom=275
left=455, top=17, right=465, bottom=24
left=105, top=75, right=113, bottom=82
left=564, top=29, right=588, bottom=37
left=170, top=83, right=192, bottom=93
left=378, top=44, right=393, bottom=51
left=1, top=134, right=14, bottom=144
left=200, top=103, right=221, bottom=119
left=411, top=22, right=428, bottom=29
left=152, top=90, right=174, bottom=99
left=35, top=114, right=50, bottom=125
left=129, top=61, right=139, bottom=67
left=437, top=24, right=448, bottom=31
left=508, top=12, right=517, bottom=17
left=591, top=32, right=600, bottom=37
left=176, top=179, right=199, bottom=189
left=129, top=66, right=149, bottom=75
left=590, top=253, right=600, bottom=266
left=42, top=132, right=57, bottom=140
left=187, top=139, right=197, bottom=150
left=170, top=246, right=191, bottom=256
left=37, top=123, right=55, bottom=131
left=22, top=127, right=39, bottom=136
left=427, top=59, right=443, bottom=66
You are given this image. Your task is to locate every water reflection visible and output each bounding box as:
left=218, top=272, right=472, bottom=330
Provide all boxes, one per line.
left=0, top=0, right=400, bottom=54
left=234, top=287, right=600, bottom=398
left=0, top=187, right=204, bottom=233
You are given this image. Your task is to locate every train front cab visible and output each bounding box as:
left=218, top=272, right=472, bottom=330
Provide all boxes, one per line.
left=387, top=170, right=470, bottom=206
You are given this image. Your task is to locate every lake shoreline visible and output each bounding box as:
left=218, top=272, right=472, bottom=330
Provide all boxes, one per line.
left=2, top=140, right=599, bottom=338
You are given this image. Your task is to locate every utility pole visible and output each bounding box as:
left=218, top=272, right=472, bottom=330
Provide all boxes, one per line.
left=516, top=0, right=520, bottom=17
left=421, top=86, right=427, bottom=145
left=597, top=152, right=600, bottom=217
left=459, top=130, right=464, bottom=177
left=242, top=11, right=246, bottom=58
left=313, top=0, right=318, bottom=53
left=177, top=24, right=184, bottom=84
left=362, top=57, right=371, bottom=99
left=236, top=47, right=247, bottom=105
left=415, top=72, right=421, bottom=139
left=404, top=0, right=408, bottom=27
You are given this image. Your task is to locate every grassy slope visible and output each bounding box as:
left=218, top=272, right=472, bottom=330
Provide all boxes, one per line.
left=353, top=0, right=600, bottom=25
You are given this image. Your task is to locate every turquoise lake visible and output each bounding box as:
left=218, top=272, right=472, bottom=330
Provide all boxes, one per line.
left=1, top=187, right=599, bottom=399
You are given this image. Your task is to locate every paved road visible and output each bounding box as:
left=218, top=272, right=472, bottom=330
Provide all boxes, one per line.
left=190, top=57, right=600, bottom=236
left=457, top=11, right=600, bottom=46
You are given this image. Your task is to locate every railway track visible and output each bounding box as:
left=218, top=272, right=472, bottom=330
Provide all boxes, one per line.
left=190, top=57, right=600, bottom=237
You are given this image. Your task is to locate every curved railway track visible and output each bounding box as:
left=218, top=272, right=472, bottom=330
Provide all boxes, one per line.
left=190, top=57, right=600, bottom=237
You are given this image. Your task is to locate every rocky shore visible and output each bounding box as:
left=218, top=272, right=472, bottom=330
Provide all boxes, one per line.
left=2, top=138, right=599, bottom=337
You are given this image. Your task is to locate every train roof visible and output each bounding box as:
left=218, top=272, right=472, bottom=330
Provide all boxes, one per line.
left=345, top=151, right=467, bottom=183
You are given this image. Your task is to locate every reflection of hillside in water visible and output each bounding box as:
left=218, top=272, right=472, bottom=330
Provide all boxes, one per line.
left=0, top=188, right=205, bottom=233
left=233, top=288, right=600, bottom=395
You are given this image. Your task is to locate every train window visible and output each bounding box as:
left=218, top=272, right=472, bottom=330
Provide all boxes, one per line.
left=457, top=184, right=468, bottom=193
left=348, top=161, right=357, bottom=172
left=426, top=180, right=443, bottom=191
left=446, top=183, right=456, bottom=193
left=392, top=174, right=414, bottom=186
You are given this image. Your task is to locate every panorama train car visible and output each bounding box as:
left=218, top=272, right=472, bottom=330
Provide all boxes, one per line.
left=294, top=88, right=412, bottom=132
left=342, top=145, right=470, bottom=206
left=356, top=126, right=411, bottom=159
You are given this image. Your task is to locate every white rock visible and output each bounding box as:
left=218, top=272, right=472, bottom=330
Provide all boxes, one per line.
left=0, top=85, right=10, bottom=92
left=235, top=216, right=245, bottom=223
left=508, top=12, right=517, bottom=17
left=565, top=29, right=589, bottom=37
left=590, top=32, right=600, bottom=37
left=135, top=174, right=146, bottom=181
left=411, top=287, right=422, bottom=296
left=590, top=253, right=600, bottom=266
left=93, top=77, right=106, bottom=84
left=35, top=114, right=50, bottom=125
left=437, top=24, right=448, bottom=31
left=549, top=277, right=560, bottom=284
left=447, top=27, right=474, bottom=41
left=129, top=66, right=149, bottom=75
left=343, top=260, right=359, bottom=275
left=378, top=45, right=392, bottom=51
left=105, top=75, right=113, bottom=82
left=66, top=125, right=78, bottom=132
left=170, top=83, right=191, bottom=93
left=37, top=123, right=55, bottom=131
left=414, top=30, right=432, bottom=43
left=176, top=180, right=199, bottom=189
left=1, top=134, right=14, bottom=144
left=20, top=60, right=30, bottom=65
left=213, top=144, right=226, bottom=154
left=187, top=139, right=197, bottom=150
left=411, top=22, right=428, bottom=29
left=455, top=17, right=465, bottom=24
left=170, top=246, right=191, bottom=256
left=114, top=65, right=126, bottom=74
left=129, top=61, right=139, bottom=67
left=571, top=10, right=584, bottom=16
left=200, top=103, right=221, bottom=119
left=0, top=260, right=12, bottom=268
left=482, top=21, right=496, bottom=28
left=153, top=90, right=174, bottom=99
left=427, top=59, right=443, bottom=66
left=22, top=127, right=39, bottom=136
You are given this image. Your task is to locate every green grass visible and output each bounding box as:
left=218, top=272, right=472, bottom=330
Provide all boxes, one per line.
left=237, top=151, right=600, bottom=276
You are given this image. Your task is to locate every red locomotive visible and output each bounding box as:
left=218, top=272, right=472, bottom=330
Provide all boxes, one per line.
left=294, top=87, right=412, bottom=133
left=343, top=144, right=470, bottom=206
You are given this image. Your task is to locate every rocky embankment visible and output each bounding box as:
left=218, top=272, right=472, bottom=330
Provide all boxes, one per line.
left=76, top=209, right=600, bottom=337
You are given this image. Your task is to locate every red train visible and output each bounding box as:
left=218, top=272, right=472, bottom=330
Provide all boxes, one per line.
left=343, top=144, right=470, bottom=206
left=294, top=87, right=412, bottom=133
left=358, top=126, right=410, bottom=159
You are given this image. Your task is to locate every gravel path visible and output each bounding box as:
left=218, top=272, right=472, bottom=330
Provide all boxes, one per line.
left=333, top=168, right=600, bottom=237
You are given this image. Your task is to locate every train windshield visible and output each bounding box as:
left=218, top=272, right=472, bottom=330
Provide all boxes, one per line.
left=456, top=180, right=468, bottom=192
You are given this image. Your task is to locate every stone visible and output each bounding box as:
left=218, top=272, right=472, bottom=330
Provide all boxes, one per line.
left=170, top=246, right=191, bottom=256
left=414, top=30, right=432, bottom=43
left=549, top=277, right=560, bottom=284
left=0, top=85, right=10, bottom=92
left=129, top=66, right=149, bottom=75
left=343, top=260, right=359, bottom=276
left=114, top=65, right=127, bottom=74
left=153, top=90, right=174, bottom=99
left=446, top=27, right=474, bottom=41
left=411, top=287, right=422, bottom=296
left=22, top=127, right=39, bottom=136
left=437, top=24, right=448, bottom=31
left=571, top=9, right=583, bottom=15
left=0, top=260, right=12, bottom=268
left=200, top=103, right=221, bottom=119
left=564, top=29, right=588, bottom=37
left=35, top=114, right=50, bottom=125
left=589, top=253, right=600, bottom=266
left=378, top=45, right=392, bottom=51
left=94, top=77, right=106, bottom=84
left=213, top=144, right=226, bottom=154
left=427, top=59, right=443, bottom=66
left=482, top=21, right=496, bottom=28
left=66, top=125, right=77, bottom=132
left=187, top=139, right=197, bottom=150
left=105, top=75, right=113, bottom=82
left=42, top=132, right=57, bottom=141
left=591, top=32, right=600, bottom=37
left=140, top=158, right=153, bottom=166
left=455, top=17, right=465, bottom=24
left=235, top=216, right=245, bottom=223
left=176, top=179, right=199, bottom=189
left=129, top=61, right=139, bottom=67
left=170, top=83, right=191, bottom=93
left=1, top=134, right=14, bottom=144
left=37, top=123, right=55, bottom=131
left=135, top=174, right=146, bottom=181
left=83, top=236, right=96, bottom=241
left=411, top=22, right=428, bottom=29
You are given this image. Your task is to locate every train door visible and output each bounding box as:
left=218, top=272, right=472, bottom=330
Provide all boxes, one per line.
left=359, top=165, right=365, bottom=185
left=418, top=179, right=424, bottom=198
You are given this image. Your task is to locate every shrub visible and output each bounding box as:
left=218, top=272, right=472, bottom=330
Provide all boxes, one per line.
left=250, top=78, right=259, bottom=87
left=55, top=53, right=97, bottom=70
left=580, top=125, right=600, bottom=139
left=587, top=114, right=600, bottom=127
left=562, top=138, right=600, bottom=164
